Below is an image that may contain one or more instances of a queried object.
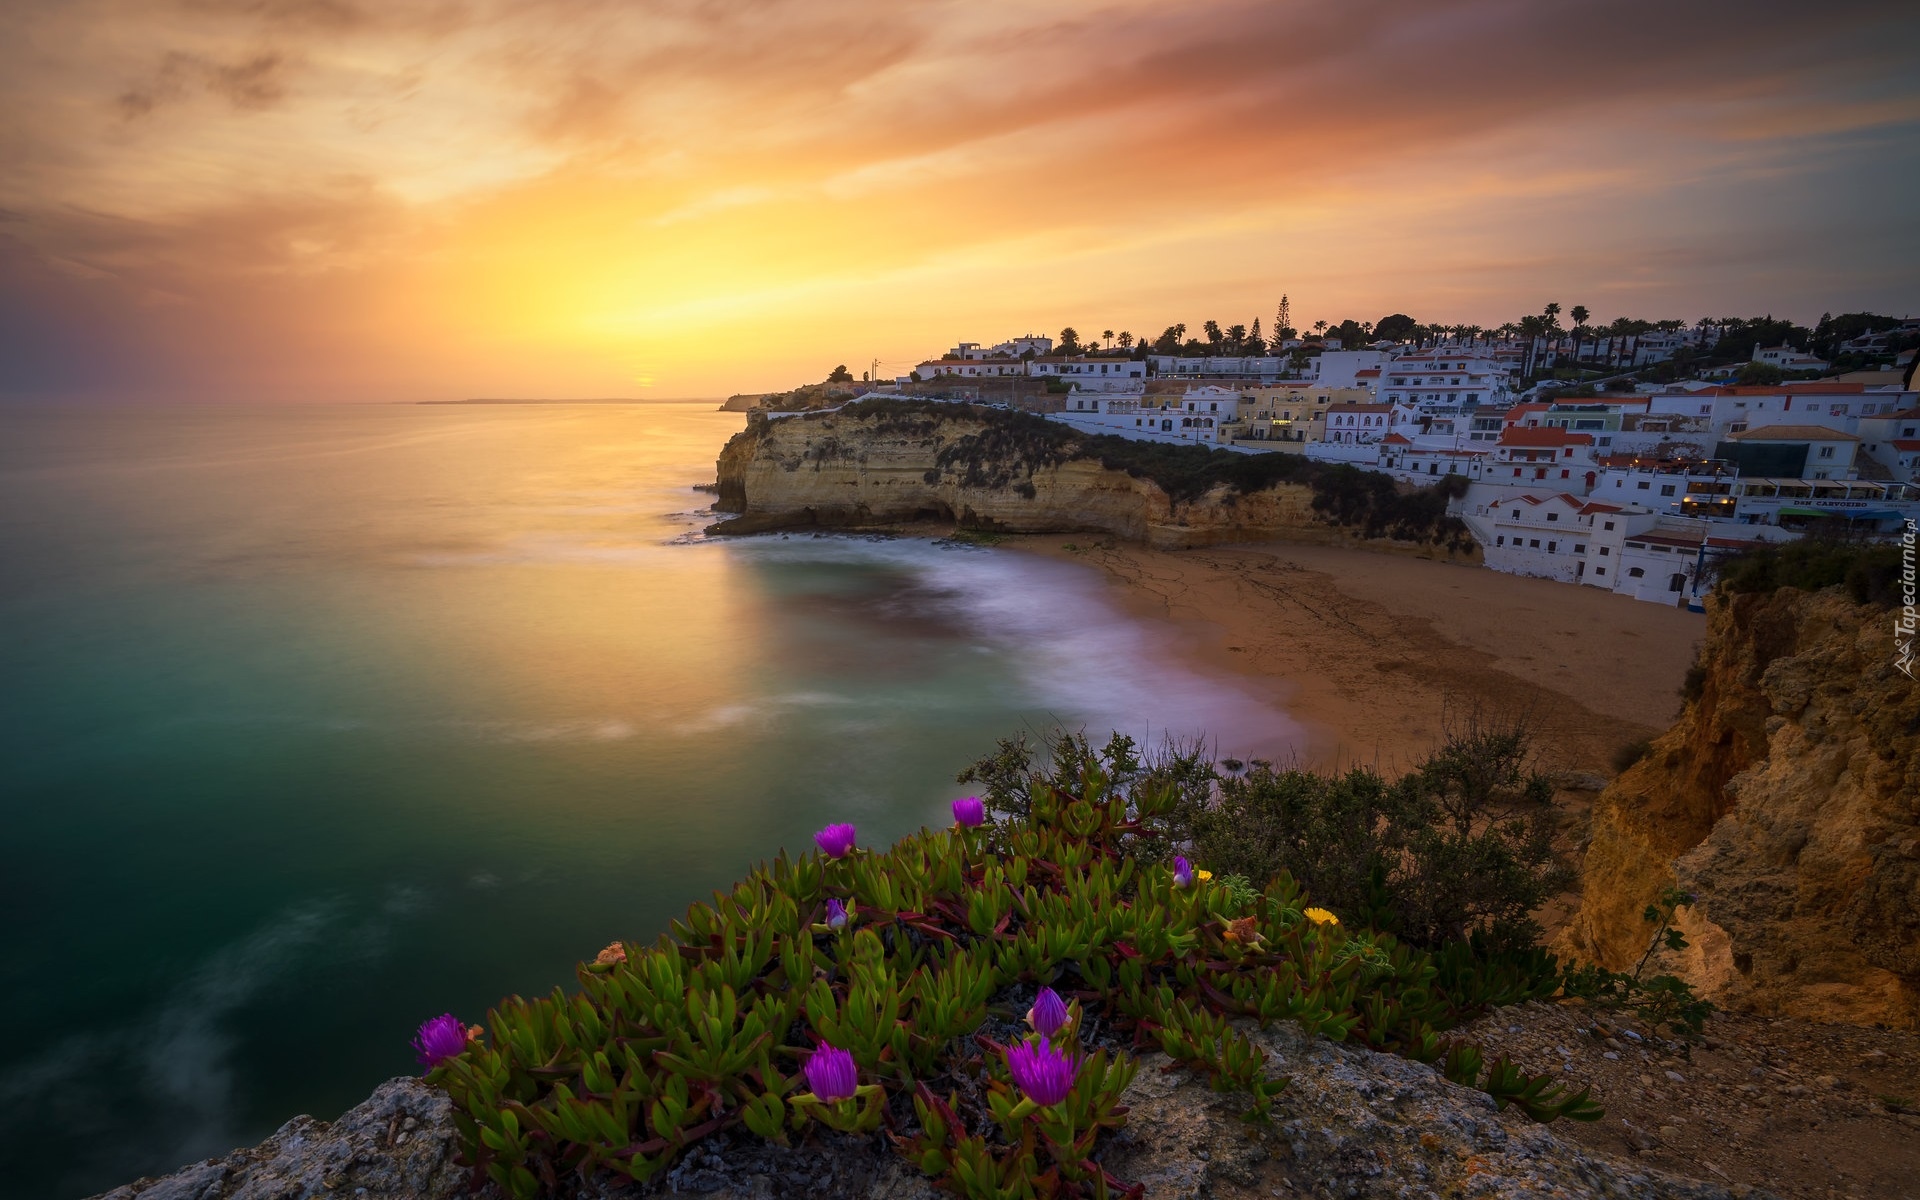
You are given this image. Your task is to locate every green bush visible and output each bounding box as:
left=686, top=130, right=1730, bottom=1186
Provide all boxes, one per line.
left=431, top=731, right=1599, bottom=1199
left=1173, top=717, right=1573, bottom=954
left=1713, top=539, right=1905, bottom=608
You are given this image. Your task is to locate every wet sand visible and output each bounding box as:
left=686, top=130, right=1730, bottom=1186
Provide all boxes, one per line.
left=1013, top=537, right=1707, bottom=779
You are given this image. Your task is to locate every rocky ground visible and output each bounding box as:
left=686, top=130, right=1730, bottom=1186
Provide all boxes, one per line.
left=93, top=1012, right=1787, bottom=1200
left=1454, top=1001, right=1920, bottom=1200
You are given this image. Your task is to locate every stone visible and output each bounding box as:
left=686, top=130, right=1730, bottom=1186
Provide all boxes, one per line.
left=89, top=1078, right=466, bottom=1200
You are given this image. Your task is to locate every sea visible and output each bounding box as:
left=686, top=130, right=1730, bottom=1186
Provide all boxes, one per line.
left=0, top=400, right=1300, bottom=1198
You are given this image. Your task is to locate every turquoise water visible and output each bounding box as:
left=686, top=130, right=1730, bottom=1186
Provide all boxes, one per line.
left=0, top=401, right=1298, bottom=1198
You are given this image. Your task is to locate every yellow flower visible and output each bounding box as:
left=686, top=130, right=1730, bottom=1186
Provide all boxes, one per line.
left=1196, top=869, right=1213, bottom=882
left=1303, top=907, right=1339, bottom=925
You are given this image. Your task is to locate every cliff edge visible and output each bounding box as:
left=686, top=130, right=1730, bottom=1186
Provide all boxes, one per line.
left=1564, top=585, right=1920, bottom=1028
left=710, top=401, right=1477, bottom=555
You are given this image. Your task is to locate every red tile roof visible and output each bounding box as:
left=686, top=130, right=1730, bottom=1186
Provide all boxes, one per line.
left=1891, top=439, right=1920, bottom=451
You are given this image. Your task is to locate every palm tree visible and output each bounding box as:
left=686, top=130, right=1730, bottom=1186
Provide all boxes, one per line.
left=1102, top=329, right=1115, bottom=351
left=1117, top=331, right=1133, bottom=351
left=1203, top=320, right=1223, bottom=350
left=1313, top=320, right=1328, bottom=337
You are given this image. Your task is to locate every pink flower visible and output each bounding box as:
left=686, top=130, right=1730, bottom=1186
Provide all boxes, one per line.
left=804, top=1043, right=859, bottom=1103
left=951, top=797, right=985, bottom=827
left=1006, top=1036, right=1078, bottom=1108
left=825, top=898, right=850, bottom=929
left=1026, top=987, right=1068, bottom=1039
left=411, top=1013, right=467, bottom=1071
left=814, top=823, right=857, bottom=859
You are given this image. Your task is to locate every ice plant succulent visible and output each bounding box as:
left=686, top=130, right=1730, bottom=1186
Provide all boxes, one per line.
left=803, top=1043, right=859, bottom=1103
left=951, top=796, right=985, bottom=827
left=1006, top=1036, right=1078, bottom=1108
left=1173, top=855, right=1194, bottom=888
left=1304, top=906, right=1339, bottom=925
left=825, top=897, right=850, bottom=929
left=814, top=822, right=858, bottom=859
left=1027, top=986, right=1069, bottom=1039
left=412, top=1013, right=468, bottom=1071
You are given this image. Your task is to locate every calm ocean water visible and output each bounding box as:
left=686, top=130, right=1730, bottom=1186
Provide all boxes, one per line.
left=0, top=401, right=1299, bottom=1198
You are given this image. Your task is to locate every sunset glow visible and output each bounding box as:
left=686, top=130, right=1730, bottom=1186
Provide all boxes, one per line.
left=4, top=0, right=1917, bottom=401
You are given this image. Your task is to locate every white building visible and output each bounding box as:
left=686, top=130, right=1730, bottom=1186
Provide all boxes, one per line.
left=1486, top=427, right=1600, bottom=492
left=1378, top=352, right=1513, bottom=410
left=1323, top=402, right=1413, bottom=445
left=1027, top=357, right=1146, bottom=392
left=1147, top=356, right=1287, bottom=382
left=1752, top=345, right=1830, bottom=373
left=1312, top=350, right=1388, bottom=390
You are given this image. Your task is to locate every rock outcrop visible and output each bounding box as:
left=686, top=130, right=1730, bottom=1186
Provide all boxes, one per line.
left=93, top=1020, right=1753, bottom=1200
left=1564, top=585, right=1920, bottom=1028
left=92, top=1077, right=470, bottom=1200
left=710, top=405, right=1472, bottom=556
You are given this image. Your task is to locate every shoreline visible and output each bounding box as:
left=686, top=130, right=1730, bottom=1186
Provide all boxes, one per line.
left=1004, top=535, right=1705, bottom=779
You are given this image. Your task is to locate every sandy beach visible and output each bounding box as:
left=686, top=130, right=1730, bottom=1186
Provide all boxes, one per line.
left=1014, top=537, right=1706, bottom=780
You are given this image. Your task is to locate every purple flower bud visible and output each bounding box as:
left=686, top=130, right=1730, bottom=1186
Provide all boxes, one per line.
left=1006, top=1036, right=1078, bottom=1108
left=1026, top=987, right=1069, bottom=1039
left=951, top=796, right=985, bottom=827
left=411, top=1013, right=467, bottom=1071
left=1173, top=856, right=1193, bottom=888
left=804, top=1043, right=859, bottom=1103
left=825, top=897, right=849, bottom=929
left=814, top=823, right=857, bottom=859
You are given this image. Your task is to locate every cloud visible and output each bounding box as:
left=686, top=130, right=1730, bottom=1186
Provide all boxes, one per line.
left=0, top=0, right=1916, bottom=400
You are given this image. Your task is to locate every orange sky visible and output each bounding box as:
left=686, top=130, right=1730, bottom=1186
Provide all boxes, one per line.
left=3, top=0, right=1917, bottom=402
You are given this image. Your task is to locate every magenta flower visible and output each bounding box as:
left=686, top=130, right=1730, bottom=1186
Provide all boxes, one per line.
left=412, top=1013, right=467, bottom=1071
left=951, top=796, right=985, bottom=827
left=814, top=823, right=857, bottom=859
left=1173, top=856, right=1193, bottom=888
left=1026, top=987, right=1069, bottom=1039
left=804, top=1043, right=859, bottom=1103
left=1006, top=1036, right=1078, bottom=1108
left=825, top=897, right=850, bottom=929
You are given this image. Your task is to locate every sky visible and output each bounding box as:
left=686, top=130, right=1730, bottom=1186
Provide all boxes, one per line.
left=2, top=0, right=1917, bottom=402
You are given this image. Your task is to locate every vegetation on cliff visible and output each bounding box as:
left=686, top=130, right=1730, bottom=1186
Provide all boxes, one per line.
left=425, top=727, right=1639, bottom=1199
left=1711, top=538, right=1907, bottom=608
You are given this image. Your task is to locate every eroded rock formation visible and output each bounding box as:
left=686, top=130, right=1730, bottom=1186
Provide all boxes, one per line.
left=710, top=405, right=1470, bottom=556
left=1565, top=586, right=1920, bottom=1028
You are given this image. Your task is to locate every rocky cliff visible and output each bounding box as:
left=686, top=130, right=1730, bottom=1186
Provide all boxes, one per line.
left=710, top=403, right=1475, bottom=556
left=93, top=1021, right=1751, bottom=1200
left=1564, top=585, right=1920, bottom=1028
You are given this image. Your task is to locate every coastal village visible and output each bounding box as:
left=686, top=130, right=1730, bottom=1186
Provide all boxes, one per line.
left=764, top=306, right=1920, bottom=611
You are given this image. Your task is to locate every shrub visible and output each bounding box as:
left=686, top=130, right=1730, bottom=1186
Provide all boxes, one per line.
left=430, top=733, right=1600, bottom=1199
left=1712, top=539, right=1905, bottom=609
left=1178, top=716, right=1572, bottom=954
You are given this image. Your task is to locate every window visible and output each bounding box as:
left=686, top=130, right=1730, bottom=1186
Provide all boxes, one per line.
left=1817, top=445, right=1834, bottom=459
left=1496, top=535, right=1505, bottom=546
left=1669, top=573, right=1686, bottom=593
left=1637, top=481, right=1650, bottom=490
left=1660, top=484, right=1676, bottom=496
left=1628, top=567, right=1645, bottom=578
left=1575, top=543, right=1586, bottom=554
left=1547, top=512, right=1560, bottom=521
left=1529, top=539, right=1540, bottom=548
left=1600, top=547, right=1611, bottom=556
left=1596, top=567, right=1606, bottom=576
left=1604, top=520, right=1615, bottom=530
left=1548, top=541, right=1558, bottom=553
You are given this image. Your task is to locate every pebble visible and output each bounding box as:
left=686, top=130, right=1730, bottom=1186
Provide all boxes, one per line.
left=1659, top=1125, right=1683, bottom=1140
left=1603, top=1051, right=1620, bottom=1060
left=1665, top=1070, right=1687, bottom=1083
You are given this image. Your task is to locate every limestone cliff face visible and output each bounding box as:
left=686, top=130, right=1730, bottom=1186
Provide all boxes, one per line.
left=1565, top=587, right=1920, bottom=1028
left=710, top=407, right=1469, bottom=555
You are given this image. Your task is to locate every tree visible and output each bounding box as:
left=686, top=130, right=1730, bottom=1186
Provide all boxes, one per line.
left=1059, top=327, right=1082, bottom=355
left=1544, top=301, right=1563, bottom=333
left=1313, top=320, right=1328, bottom=337
left=1117, top=331, right=1134, bottom=351
left=1203, top=319, right=1223, bottom=349
left=1101, top=329, right=1115, bottom=350
left=1736, top=361, right=1785, bottom=385
left=1249, top=317, right=1264, bottom=356
left=1151, top=324, right=1187, bottom=355
left=1570, top=304, right=1590, bottom=331
left=1373, top=313, right=1417, bottom=342
left=1225, top=323, right=1247, bottom=353
left=827, top=364, right=855, bottom=383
